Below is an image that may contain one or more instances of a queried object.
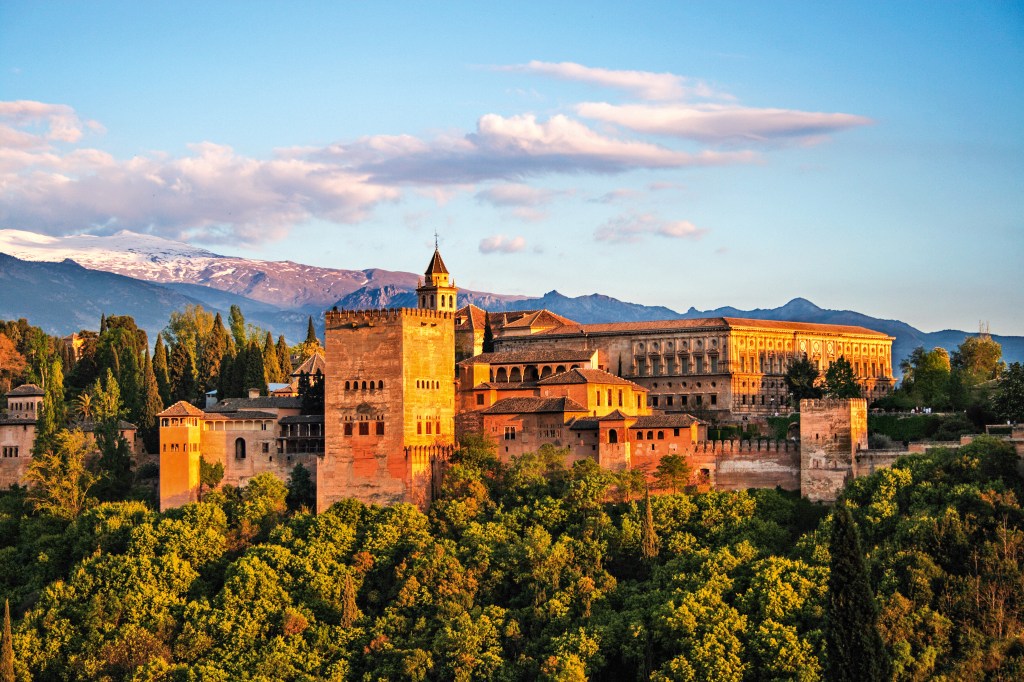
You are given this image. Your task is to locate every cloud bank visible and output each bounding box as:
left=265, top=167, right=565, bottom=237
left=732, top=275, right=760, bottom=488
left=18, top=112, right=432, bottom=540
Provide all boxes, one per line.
left=479, top=234, right=527, bottom=254
left=595, top=213, right=707, bottom=244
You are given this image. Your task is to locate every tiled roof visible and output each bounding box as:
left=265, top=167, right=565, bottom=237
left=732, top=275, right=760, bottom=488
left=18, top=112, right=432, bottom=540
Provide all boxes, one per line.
left=481, top=396, right=588, bottom=415
left=292, top=351, right=325, bottom=377
left=632, top=414, right=704, bottom=428
left=279, top=414, right=325, bottom=424
left=6, top=384, right=44, bottom=397
left=203, top=410, right=279, bottom=421
left=157, top=401, right=206, bottom=417
left=537, top=368, right=643, bottom=388
left=206, top=396, right=302, bottom=412
left=458, top=349, right=595, bottom=366
left=455, top=304, right=488, bottom=331
left=502, top=309, right=577, bottom=330
left=474, top=381, right=539, bottom=391
left=568, top=417, right=599, bottom=431
left=533, top=316, right=890, bottom=338
left=425, top=249, right=449, bottom=276
left=598, top=409, right=634, bottom=422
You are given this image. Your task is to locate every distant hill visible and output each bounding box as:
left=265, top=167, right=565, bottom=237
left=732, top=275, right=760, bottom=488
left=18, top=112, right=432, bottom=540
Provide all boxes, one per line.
left=0, top=254, right=311, bottom=343
left=2, top=228, right=1021, bottom=367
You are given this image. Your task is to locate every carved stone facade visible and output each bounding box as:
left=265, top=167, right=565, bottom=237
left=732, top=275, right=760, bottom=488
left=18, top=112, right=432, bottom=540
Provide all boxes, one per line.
left=492, top=318, right=895, bottom=419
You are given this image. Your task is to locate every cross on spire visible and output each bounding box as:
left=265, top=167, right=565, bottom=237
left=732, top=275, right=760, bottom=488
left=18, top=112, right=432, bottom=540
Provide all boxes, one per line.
left=434, top=229, right=439, bottom=250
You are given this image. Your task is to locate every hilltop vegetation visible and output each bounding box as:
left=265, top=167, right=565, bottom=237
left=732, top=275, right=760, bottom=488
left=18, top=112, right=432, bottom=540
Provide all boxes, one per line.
left=0, top=435, right=1022, bottom=681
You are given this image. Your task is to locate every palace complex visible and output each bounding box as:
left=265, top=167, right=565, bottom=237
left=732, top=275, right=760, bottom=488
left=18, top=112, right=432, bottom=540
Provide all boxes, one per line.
left=144, top=245, right=907, bottom=511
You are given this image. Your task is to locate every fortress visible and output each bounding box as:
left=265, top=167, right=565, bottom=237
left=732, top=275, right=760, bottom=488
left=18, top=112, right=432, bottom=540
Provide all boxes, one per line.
left=154, top=246, right=903, bottom=510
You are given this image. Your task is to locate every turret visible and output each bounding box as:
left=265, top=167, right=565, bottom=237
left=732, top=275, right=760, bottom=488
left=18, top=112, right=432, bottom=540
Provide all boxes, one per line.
left=416, top=243, right=457, bottom=312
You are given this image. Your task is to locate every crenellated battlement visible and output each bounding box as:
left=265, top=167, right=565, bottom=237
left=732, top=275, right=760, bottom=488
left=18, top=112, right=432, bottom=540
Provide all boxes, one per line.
left=799, top=398, right=868, bottom=412
left=404, top=444, right=456, bottom=459
left=325, top=307, right=454, bottom=329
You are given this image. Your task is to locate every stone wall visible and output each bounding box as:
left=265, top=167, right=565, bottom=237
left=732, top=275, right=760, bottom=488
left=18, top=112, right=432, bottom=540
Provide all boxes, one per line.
left=0, top=422, right=35, bottom=488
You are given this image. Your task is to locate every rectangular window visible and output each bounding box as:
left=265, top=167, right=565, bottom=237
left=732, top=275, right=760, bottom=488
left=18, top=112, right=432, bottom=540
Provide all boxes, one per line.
left=426, top=422, right=432, bottom=435
left=262, top=442, right=269, bottom=453
left=673, top=428, right=680, bottom=436
left=344, top=422, right=353, bottom=436
left=417, top=422, right=422, bottom=435
left=359, top=422, right=369, bottom=436
left=435, top=422, right=441, bottom=435
left=376, top=421, right=385, bottom=435
left=476, top=394, right=484, bottom=405
left=666, top=396, right=674, bottom=406
left=696, top=395, right=703, bottom=405
left=652, top=396, right=659, bottom=407
left=681, top=395, right=688, bottom=405
left=618, top=390, right=623, bottom=407
left=597, top=391, right=602, bottom=406
left=504, top=426, right=516, bottom=441
left=711, top=395, right=718, bottom=406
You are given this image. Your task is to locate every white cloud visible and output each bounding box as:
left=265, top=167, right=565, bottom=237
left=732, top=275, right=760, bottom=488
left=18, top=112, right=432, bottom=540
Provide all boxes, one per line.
left=0, top=100, right=96, bottom=145
left=498, top=61, right=725, bottom=101
left=576, top=102, right=872, bottom=143
left=479, top=234, right=527, bottom=254
left=476, top=183, right=558, bottom=207
left=594, top=212, right=707, bottom=244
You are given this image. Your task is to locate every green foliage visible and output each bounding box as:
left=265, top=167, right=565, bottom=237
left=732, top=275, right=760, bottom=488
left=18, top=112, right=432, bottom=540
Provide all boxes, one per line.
left=168, top=341, right=198, bottom=404
left=993, top=361, right=1024, bottom=423
left=952, top=334, right=1004, bottom=384
left=786, top=355, right=822, bottom=405
left=868, top=412, right=979, bottom=443
left=825, top=503, right=887, bottom=681
left=285, top=464, right=316, bottom=512
left=823, top=356, right=861, bottom=399
left=199, top=457, right=225, bottom=499
left=654, top=454, right=691, bottom=493
left=3, top=437, right=1023, bottom=680
left=1, top=600, right=12, bottom=682
left=25, top=429, right=98, bottom=521
left=152, top=334, right=171, bottom=406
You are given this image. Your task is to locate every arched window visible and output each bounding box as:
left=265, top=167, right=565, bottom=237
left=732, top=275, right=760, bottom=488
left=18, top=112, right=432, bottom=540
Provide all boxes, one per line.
left=637, top=431, right=644, bottom=440
left=420, top=296, right=425, bottom=307
left=510, top=367, right=522, bottom=382
left=609, top=429, right=618, bottom=444
left=369, top=381, right=376, bottom=390
left=345, top=381, right=350, bottom=390
left=362, top=381, right=367, bottom=390
left=379, top=380, right=384, bottom=390
left=647, top=431, right=654, bottom=440
left=235, top=438, right=246, bottom=459
left=430, top=294, right=435, bottom=307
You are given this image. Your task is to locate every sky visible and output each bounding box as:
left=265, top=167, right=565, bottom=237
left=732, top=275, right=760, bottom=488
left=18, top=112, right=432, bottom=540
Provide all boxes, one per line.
left=1, top=2, right=1022, bottom=334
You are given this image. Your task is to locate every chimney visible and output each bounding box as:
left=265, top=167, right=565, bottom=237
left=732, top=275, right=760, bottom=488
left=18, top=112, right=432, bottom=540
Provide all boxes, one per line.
left=248, top=388, right=260, bottom=399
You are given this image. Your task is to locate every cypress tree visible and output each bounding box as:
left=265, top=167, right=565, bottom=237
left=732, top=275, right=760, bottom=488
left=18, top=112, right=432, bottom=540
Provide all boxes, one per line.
left=825, top=503, right=888, bottom=682
left=243, top=341, right=267, bottom=396
left=153, top=334, right=172, bottom=406
left=37, top=357, right=67, bottom=443
left=276, top=335, right=292, bottom=378
left=1, top=599, right=13, bottom=682
left=230, top=346, right=247, bottom=398
left=262, top=331, right=283, bottom=385
left=198, top=313, right=227, bottom=394
left=169, top=342, right=198, bottom=405
left=305, top=316, right=318, bottom=345
left=641, top=489, right=659, bottom=560
left=340, top=572, right=360, bottom=628
left=99, top=312, right=107, bottom=334
left=140, top=349, right=163, bottom=451
left=119, top=345, right=143, bottom=426
left=482, top=313, right=494, bottom=353
left=228, top=305, right=247, bottom=351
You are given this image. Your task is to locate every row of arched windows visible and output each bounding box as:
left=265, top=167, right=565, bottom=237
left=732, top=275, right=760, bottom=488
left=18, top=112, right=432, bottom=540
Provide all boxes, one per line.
left=416, top=380, right=440, bottom=389
left=420, top=294, right=456, bottom=309
left=344, top=380, right=384, bottom=391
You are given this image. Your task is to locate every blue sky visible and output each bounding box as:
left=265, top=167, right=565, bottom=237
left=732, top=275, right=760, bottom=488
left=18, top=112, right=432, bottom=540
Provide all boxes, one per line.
left=1, top=2, right=1022, bottom=334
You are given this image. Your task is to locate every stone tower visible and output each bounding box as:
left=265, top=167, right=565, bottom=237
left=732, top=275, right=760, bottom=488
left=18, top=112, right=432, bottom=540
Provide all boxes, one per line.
left=319, top=248, right=457, bottom=512
left=416, top=246, right=457, bottom=313
left=799, top=398, right=868, bottom=503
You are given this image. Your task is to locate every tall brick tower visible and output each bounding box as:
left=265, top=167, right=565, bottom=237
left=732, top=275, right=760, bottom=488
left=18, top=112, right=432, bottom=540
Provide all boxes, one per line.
left=319, top=248, right=457, bottom=511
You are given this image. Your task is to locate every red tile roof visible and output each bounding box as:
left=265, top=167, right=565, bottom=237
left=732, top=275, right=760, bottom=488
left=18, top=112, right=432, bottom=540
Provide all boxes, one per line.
left=458, top=349, right=595, bottom=366
left=537, top=368, right=644, bottom=389
left=481, top=396, right=589, bottom=415
left=425, top=249, right=449, bottom=276
left=632, top=414, right=705, bottom=428
left=157, top=401, right=206, bottom=417
left=6, top=384, right=44, bottom=397
left=531, top=316, right=890, bottom=338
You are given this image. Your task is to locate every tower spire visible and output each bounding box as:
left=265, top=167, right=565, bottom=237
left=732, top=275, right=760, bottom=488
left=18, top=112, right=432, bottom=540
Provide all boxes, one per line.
left=434, top=229, right=439, bottom=251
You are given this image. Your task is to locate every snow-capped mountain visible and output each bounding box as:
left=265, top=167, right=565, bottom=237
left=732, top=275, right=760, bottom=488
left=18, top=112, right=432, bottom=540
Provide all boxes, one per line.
left=0, top=229, right=415, bottom=309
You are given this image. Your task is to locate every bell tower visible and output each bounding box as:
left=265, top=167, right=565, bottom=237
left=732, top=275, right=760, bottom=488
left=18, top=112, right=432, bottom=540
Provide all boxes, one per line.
left=416, top=237, right=457, bottom=312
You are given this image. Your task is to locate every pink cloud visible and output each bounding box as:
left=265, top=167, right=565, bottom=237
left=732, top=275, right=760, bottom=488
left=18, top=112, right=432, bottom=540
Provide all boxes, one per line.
left=576, top=102, right=873, bottom=143
left=479, top=234, right=527, bottom=254
left=497, top=61, right=726, bottom=102
left=595, top=212, right=707, bottom=244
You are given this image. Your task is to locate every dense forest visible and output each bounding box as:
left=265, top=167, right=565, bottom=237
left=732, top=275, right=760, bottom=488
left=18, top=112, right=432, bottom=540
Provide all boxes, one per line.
left=0, top=434, right=1021, bottom=681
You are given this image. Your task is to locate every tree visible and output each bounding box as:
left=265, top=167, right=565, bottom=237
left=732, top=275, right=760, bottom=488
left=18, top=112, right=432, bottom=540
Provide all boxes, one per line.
left=785, top=355, right=822, bottom=405
left=168, top=342, right=198, bottom=404
left=199, top=456, right=224, bottom=500
left=229, top=305, right=247, bottom=351
left=654, top=454, right=691, bottom=493
left=641, top=489, right=659, bottom=560
left=952, top=333, right=1003, bottom=384
left=900, top=346, right=951, bottom=407
left=823, top=356, right=862, bottom=398
left=0, top=332, right=27, bottom=396
left=340, top=572, right=360, bottom=628
left=74, top=392, right=93, bottom=422
left=198, top=312, right=228, bottom=395
left=993, top=362, right=1024, bottom=423
left=139, top=348, right=164, bottom=452
left=92, top=420, right=133, bottom=502
left=1, top=599, right=13, bottom=682
left=153, top=334, right=172, bottom=406
left=482, top=313, right=495, bottom=353
left=243, top=340, right=267, bottom=396
left=825, top=503, right=887, bottom=682
left=285, top=463, right=316, bottom=511
left=262, top=331, right=283, bottom=385
left=25, top=429, right=98, bottom=520
left=305, top=316, right=318, bottom=345
left=275, top=335, right=292, bottom=378
left=91, top=369, right=124, bottom=423
left=37, top=358, right=67, bottom=443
